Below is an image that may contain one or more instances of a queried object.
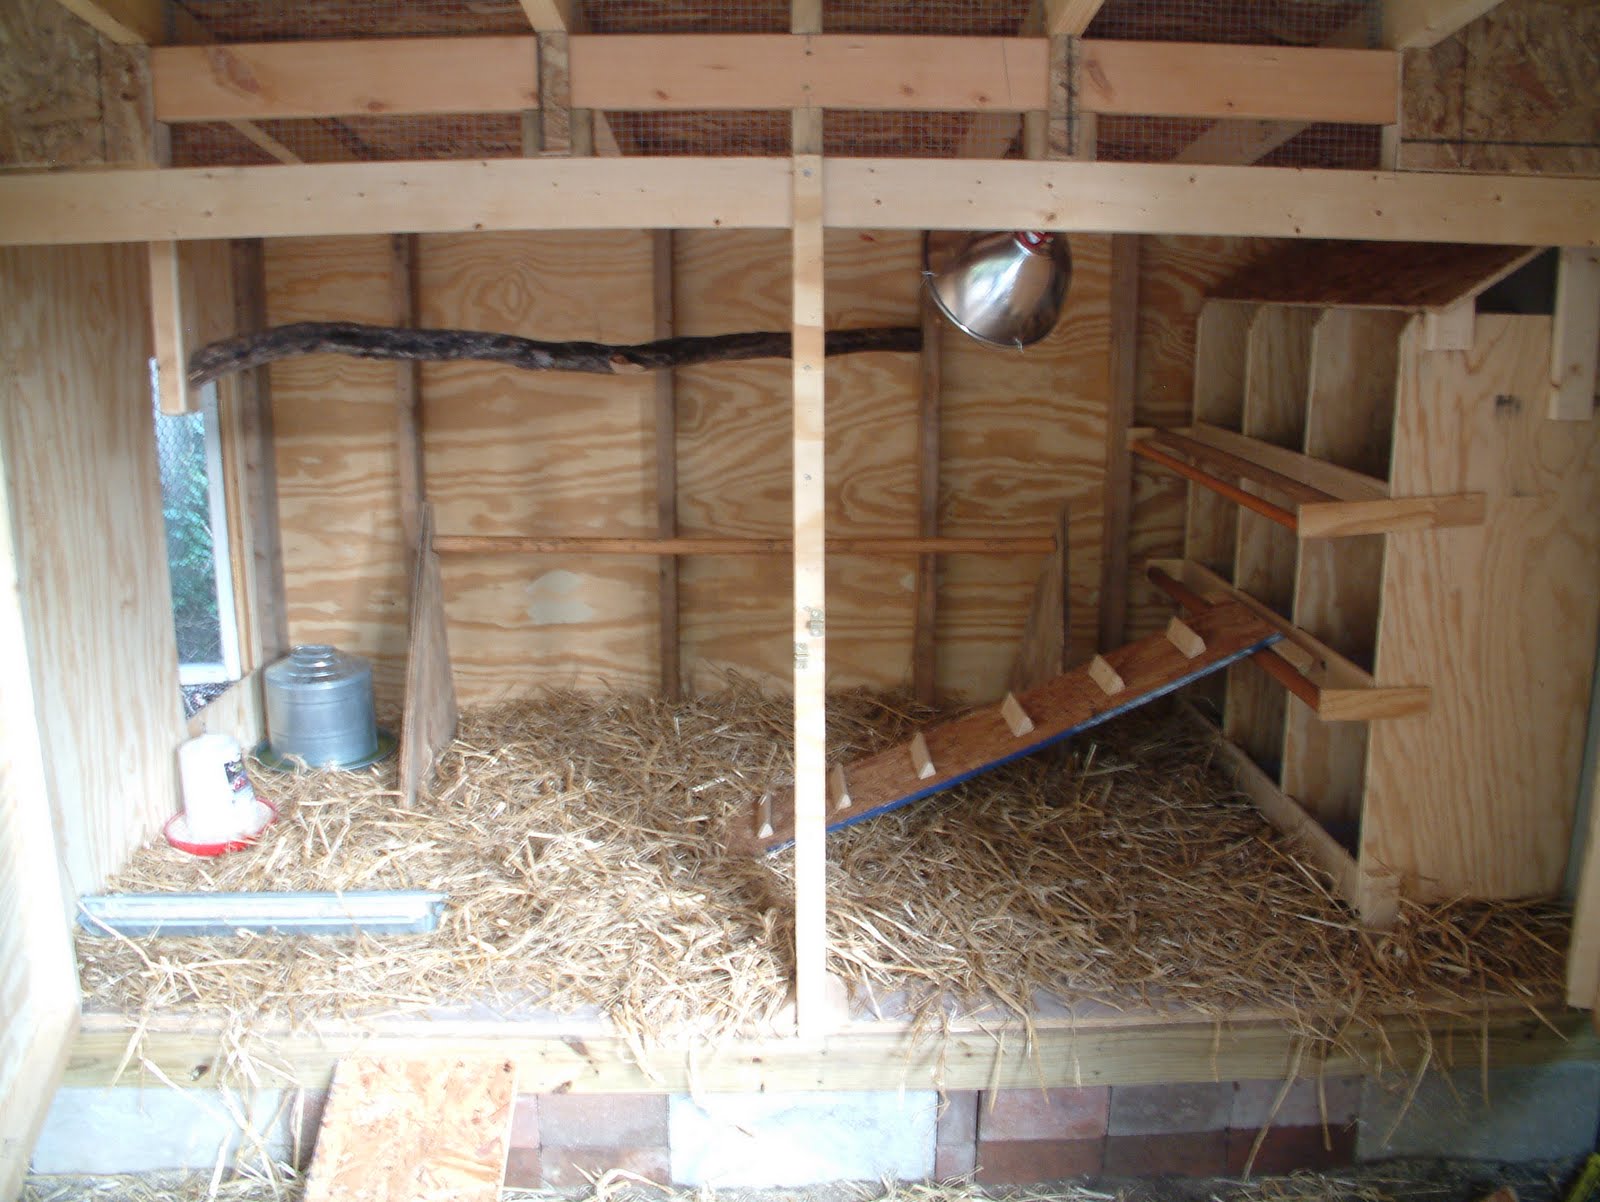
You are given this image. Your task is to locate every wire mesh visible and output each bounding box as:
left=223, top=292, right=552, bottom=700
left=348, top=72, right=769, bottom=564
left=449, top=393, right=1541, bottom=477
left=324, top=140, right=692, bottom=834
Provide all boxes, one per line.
left=825, top=111, right=979, bottom=159
left=608, top=111, right=788, bottom=156
left=152, top=399, right=224, bottom=669
left=172, top=0, right=529, bottom=41
left=169, top=115, right=525, bottom=166
left=822, top=0, right=1031, bottom=35
left=1084, top=0, right=1378, bottom=46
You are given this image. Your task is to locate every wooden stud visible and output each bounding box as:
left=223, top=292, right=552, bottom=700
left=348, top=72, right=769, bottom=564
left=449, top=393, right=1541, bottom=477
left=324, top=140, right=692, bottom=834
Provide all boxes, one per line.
left=652, top=231, right=681, bottom=699
left=148, top=241, right=193, bottom=416
left=912, top=289, right=942, bottom=707
left=1165, top=616, right=1205, bottom=659
left=1087, top=654, right=1125, bottom=695
left=1423, top=299, right=1475, bottom=351
left=1383, top=0, right=1506, bottom=49
left=1000, top=693, right=1035, bottom=737
left=909, top=731, right=936, bottom=780
left=1044, top=0, right=1107, bottom=35
left=1550, top=248, right=1600, bottom=421
left=829, top=763, right=852, bottom=812
left=48, top=0, right=163, bottom=46
left=391, top=234, right=425, bottom=559
left=1097, top=233, right=1139, bottom=650
left=789, top=146, right=827, bottom=1038
left=517, top=0, right=574, bottom=30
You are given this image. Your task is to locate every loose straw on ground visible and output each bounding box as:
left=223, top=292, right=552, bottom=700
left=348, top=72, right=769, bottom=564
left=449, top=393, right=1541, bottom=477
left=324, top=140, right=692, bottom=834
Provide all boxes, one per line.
left=79, top=684, right=1568, bottom=1059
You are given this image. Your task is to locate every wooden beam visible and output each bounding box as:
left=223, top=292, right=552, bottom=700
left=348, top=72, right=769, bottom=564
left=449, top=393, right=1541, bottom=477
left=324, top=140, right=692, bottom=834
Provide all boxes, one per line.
left=572, top=35, right=1048, bottom=112
left=653, top=231, right=681, bottom=700
left=48, top=0, right=162, bottom=45
left=1077, top=41, right=1396, bottom=124
left=1097, top=234, right=1138, bottom=650
left=1180, top=424, right=1389, bottom=502
left=518, top=0, right=574, bottom=30
left=1044, top=0, right=1106, bottom=35
left=148, top=241, right=194, bottom=415
left=912, top=290, right=942, bottom=706
left=1383, top=0, right=1506, bottom=49
left=64, top=1007, right=1600, bottom=1094
left=5, top=160, right=1600, bottom=247
left=1550, top=248, right=1600, bottom=421
left=433, top=535, right=1056, bottom=556
left=152, top=39, right=538, bottom=122
left=790, top=151, right=827, bottom=1038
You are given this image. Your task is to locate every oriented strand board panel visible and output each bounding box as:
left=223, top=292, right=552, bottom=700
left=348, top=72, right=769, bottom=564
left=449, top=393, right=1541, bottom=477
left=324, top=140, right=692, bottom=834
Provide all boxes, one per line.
left=0, top=0, right=108, bottom=168
left=304, top=1056, right=516, bottom=1202
left=1125, top=236, right=1288, bottom=642
left=267, top=236, right=410, bottom=705
left=0, top=244, right=186, bottom=895
left=1365, top=315, right=1600, bottom=900
left=1213, top=242, right=1540, bottom=311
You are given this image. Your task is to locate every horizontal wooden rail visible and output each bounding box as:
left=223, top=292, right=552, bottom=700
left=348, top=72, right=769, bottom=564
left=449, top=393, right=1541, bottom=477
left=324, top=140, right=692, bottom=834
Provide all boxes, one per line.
left=150, top=35, right=1396, bottom=125
left=1147, top=566, right=1319, bottom=710
left=435, top=535, right=1056, bottom=556
left=1147, top=430, right=1332, bottom=505
left=1131, top=439, right=1300, bottom=531
left=4, top=161, right=1600, bottom=247
left=1148, top=558, right=1431, bottom=721
left=1183, top=423, right=1389, bottom=502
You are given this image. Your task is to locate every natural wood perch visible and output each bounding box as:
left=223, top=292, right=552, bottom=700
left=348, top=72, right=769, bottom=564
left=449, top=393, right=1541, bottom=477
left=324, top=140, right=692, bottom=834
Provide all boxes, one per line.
left=187, top=322, right=922, bottom=387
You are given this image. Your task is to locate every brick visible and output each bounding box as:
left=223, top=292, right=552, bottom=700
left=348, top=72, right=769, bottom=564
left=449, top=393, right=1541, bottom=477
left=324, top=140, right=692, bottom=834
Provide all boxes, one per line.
left=1108, top=1082, right=1232, bottom=1136
left=937, top=1091, right=978, bottom=1147
left=1103, top=1131, right=1227, bottom=1177
left=974, top=1139, right=1103, bottom=1183
left=537, top=1093, right=667, bottom=1148
left=1226, top=1123, right=1357, bottom=1175
left=504, top=1146, right=542, bottom=1188
left=1230, top=1077, right=1362, bottom=1130
left=509, top=1094, right=540, bottom=1148
left=541, top=1145, right=670, bottom=1188
left=935, top=1142, right=978, bottom=1180
left=978, top=1087, right=1110, bottom=1142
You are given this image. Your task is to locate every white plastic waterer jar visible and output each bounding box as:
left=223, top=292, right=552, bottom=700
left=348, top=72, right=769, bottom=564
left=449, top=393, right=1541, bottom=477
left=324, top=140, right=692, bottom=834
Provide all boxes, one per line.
left=178, top=733, right=257, bottom=843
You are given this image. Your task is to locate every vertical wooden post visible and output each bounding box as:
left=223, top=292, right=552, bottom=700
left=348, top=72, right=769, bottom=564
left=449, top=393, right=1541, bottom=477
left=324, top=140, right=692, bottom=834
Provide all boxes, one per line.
left=653, top=231, right=681, bottom=699
left=789, top=0, right=827, bottom=1040
left=391, top=234, right=425, bottom=560
left=149, top=241, right=195, bottom=415
left=1550, top=248, right=1600, bottom=421
left=1097, top=234, right=1140, bottom=650
left=912, top=289, right=941, bottom=706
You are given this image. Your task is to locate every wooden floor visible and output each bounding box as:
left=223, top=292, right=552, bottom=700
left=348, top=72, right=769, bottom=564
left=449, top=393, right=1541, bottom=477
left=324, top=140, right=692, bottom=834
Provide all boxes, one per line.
left=67, top=999, right=1598, bottom=1094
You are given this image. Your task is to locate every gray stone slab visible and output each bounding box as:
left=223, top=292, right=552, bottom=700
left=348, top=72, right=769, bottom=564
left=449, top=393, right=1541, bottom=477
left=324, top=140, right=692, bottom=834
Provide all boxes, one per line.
left=1359, top=1064, right=1600, bottom=1161
left=1108, top=1082, right=1233, bottom=1136
left=31, top=1087, right=297, bottom=1174
left=669, top=1090, right=937, bottom=1187
left=1231, top=1076, right=1363, bottom=1129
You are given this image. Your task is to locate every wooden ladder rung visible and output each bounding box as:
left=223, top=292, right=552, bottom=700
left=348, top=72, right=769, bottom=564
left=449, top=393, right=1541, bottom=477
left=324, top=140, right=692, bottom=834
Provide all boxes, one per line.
left=1165, top=616, right=1206, bottom=659
left=1000, top=692, right=1035, bottom=736
left=909, top=731, right=936, bottom=779
left=829, top=763, right=852, bottom=811
left=1087, top=654, right=1125, bottom=695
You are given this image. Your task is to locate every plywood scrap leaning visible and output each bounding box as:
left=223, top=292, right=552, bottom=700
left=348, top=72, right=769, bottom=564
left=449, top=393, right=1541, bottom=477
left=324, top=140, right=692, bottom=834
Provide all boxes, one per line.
left=1008, top=502, right=1071, bottom=694
left=304, top=1055, right=516, bottom=1202
left=400, top=505, right=457, bottom=806
left=744, top=600, right=1280, bottom=851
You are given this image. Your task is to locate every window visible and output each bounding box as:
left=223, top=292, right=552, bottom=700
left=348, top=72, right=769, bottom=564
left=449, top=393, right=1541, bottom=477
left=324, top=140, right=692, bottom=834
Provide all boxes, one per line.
left=152, top=369, right=241, bottom=716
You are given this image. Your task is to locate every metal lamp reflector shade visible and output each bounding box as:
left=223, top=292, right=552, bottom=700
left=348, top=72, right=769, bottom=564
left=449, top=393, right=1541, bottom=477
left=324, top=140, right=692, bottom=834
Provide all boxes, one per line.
left=924, top=230, right=1073, bottom=349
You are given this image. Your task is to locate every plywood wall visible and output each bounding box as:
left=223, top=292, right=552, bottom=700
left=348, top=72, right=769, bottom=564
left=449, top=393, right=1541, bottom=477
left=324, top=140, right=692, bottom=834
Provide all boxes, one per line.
left=268, top=229, right=1111, bottom=707
left=0, top=244, right=186, bottom=896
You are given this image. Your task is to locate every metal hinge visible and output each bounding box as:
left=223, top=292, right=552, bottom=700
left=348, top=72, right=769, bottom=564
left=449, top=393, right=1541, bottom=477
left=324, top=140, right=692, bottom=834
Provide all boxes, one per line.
left=794, top=641, right=810, bottom=670
left=805, top=607, right=825, bottom=637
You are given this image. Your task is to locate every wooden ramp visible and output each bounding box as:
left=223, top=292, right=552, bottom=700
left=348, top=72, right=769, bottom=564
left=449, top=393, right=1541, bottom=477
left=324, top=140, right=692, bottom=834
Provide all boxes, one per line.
left=743, top=600, right=1281, bottom=853
left=304, top=1056, right=516, bottom=1202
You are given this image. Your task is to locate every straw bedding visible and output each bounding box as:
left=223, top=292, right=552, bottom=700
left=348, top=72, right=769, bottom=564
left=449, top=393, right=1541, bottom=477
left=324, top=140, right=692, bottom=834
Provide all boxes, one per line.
left=78, top=685, right=1568, bottom=1046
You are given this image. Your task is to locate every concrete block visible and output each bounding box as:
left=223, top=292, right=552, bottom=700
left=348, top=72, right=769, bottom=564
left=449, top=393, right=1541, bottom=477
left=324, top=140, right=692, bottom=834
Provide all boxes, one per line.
left=1231, top=1076, right=1362, bottom=1129
left=935, top=1142, right=977, bottom=1180
left=538, top=1092, right=666, bottom=1148
left=1226, top=1124, right=1356, bottom=1174
left=979, top=1087, right=1109, bottom=1142
left=1108, top=1082, right=1232, bottom=1136
left=542, top=1145, right=669, bottom=1188
left=974, top=1138, right=1102, bottom=1182
left=1103, top=1130, right=1227, bottom=1176
left=936, top=1091, right=978, bottom=1147
left=669, top=1090, right=936, bottom=1187
left=31, top=1087, right=296, bottom=1174
left=1359, top=1063, right=1600, bottom=1161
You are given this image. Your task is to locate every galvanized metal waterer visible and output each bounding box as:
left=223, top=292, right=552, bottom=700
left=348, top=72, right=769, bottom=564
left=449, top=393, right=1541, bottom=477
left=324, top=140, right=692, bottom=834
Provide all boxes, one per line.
left=923, top=230, right=1073, bottom=350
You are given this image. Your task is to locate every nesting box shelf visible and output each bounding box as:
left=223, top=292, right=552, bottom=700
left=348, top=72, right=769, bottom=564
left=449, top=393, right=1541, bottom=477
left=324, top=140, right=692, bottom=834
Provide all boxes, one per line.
left=1153, top=243, right=1600, bottom=930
